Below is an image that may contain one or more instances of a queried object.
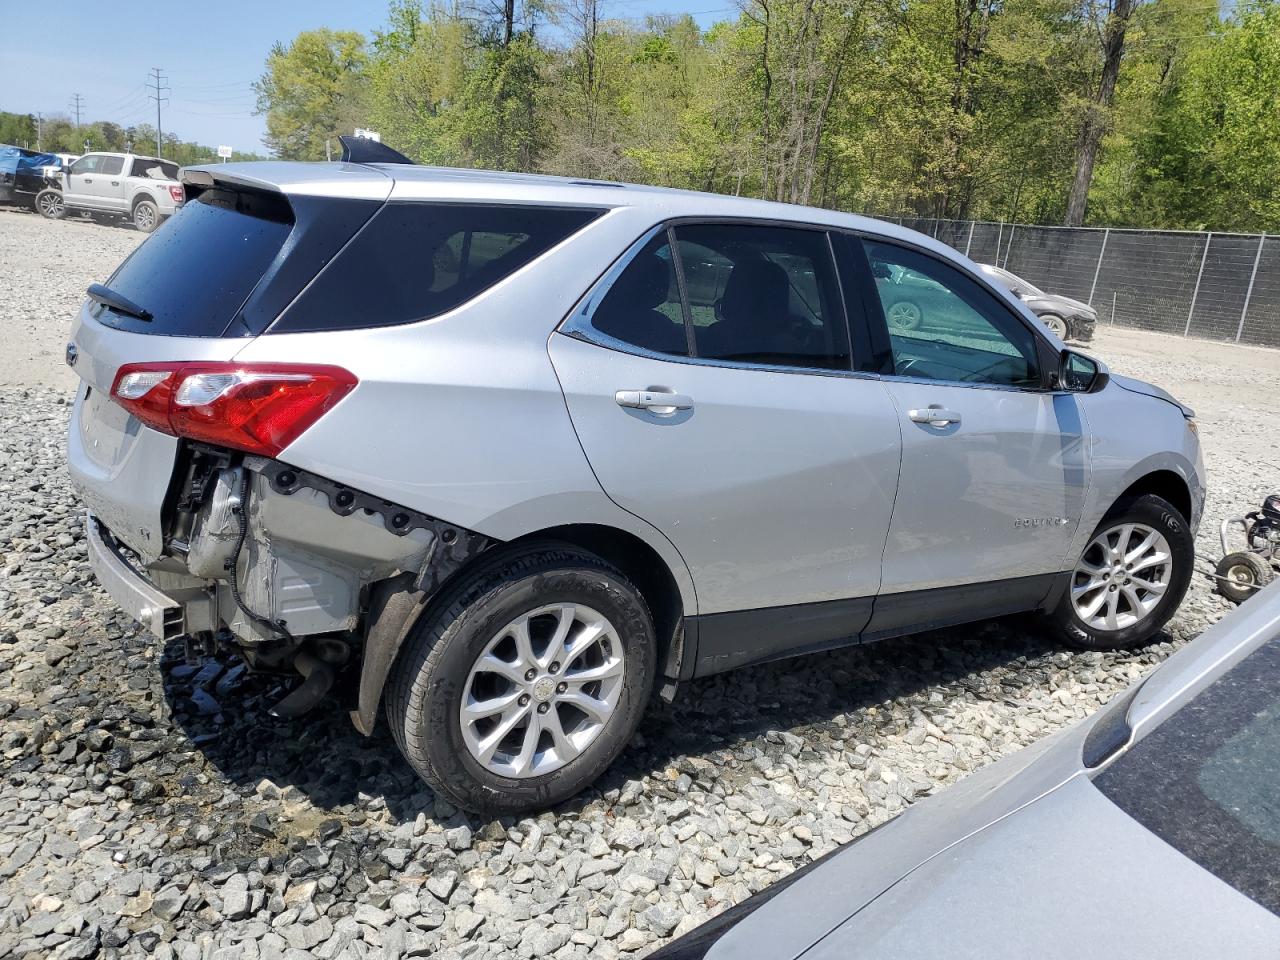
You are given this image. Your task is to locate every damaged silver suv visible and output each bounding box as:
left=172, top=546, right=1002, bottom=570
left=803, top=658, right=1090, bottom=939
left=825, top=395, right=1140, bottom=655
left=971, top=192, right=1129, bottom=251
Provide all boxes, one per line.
left=67, top=142, right=1205, bottom=814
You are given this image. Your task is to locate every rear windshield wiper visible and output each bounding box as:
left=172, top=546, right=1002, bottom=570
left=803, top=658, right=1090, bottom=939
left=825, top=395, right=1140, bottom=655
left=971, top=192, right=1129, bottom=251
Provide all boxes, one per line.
left=86, top=283, right=153, bottom=322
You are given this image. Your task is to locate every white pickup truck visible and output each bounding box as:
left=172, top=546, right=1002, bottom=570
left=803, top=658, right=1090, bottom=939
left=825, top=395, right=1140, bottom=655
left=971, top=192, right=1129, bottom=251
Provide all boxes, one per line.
left=36, top=152, right=184, bottom=233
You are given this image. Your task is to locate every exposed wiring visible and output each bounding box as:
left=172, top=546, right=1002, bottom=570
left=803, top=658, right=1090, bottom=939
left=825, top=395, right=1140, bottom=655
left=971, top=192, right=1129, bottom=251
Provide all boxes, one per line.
left=227, top=471, right=295, bottom=643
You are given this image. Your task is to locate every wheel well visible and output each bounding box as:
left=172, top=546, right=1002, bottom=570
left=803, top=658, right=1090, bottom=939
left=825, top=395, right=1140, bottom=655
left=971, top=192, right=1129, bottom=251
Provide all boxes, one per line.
left=131, top=193, right=156, bottom=210
left=511, top=524, right=687, bottom=684
left=1117, top=470, right=1192, bottom=524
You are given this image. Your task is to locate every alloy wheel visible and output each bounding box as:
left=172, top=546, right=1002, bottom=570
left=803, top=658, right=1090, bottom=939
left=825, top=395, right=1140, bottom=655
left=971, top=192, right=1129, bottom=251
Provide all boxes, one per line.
left=1044, top=315, right=1069, bottom=338
left=459, top=603, right=625, bottom=778
left=37, top=192, right=64, bottom=217
left=1071, top=522, right=1173, bottom=632
left=886, top=300, right=923, bottom=330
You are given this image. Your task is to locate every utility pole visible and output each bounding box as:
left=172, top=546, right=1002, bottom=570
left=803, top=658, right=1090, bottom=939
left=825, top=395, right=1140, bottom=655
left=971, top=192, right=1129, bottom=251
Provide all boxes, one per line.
left=146, top=67, right=170, bottom=158
left=69, top=93, right=84, bottom=129
left=35, top=113, right=43, bottom=151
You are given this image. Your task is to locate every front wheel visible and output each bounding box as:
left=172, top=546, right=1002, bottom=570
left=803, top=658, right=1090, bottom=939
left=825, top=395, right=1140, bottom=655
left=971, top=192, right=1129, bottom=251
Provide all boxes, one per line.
left=1049, top=494, right=1194, bottom=650
left=35, top=188, right=65, bottom=220
left=385, top=544, right=656, bottom=815
left=132, top=199, right=159, bottom=233
left=1041, top=313, right=1069, bottom=339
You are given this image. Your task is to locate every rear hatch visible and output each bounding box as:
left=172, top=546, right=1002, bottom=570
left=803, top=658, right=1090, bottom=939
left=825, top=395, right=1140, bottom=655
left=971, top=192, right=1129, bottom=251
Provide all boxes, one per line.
left=67, top=165, right=392, bottom=562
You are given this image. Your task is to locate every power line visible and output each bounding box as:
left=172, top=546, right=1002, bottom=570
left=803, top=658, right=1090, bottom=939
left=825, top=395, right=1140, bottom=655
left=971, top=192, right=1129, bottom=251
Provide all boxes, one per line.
left=69, top=93, right=85, bottom=128
left=147, top=67, right=170, bottom=158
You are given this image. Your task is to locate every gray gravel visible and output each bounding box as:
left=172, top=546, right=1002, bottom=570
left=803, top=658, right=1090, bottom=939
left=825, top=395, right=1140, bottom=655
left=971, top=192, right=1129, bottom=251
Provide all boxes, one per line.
left=1, top=211, right=1276, bottom=959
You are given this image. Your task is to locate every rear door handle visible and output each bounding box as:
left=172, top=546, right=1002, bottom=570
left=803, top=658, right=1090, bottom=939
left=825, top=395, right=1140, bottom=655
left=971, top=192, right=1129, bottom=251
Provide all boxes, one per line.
left=615, top=390, right=694, bottom=413
left=908, top=406, right=962, bottom=427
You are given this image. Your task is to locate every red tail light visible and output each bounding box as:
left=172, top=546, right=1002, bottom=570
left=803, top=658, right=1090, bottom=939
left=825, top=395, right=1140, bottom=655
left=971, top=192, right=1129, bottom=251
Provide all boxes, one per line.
left=168, top=185, right=184, bottom=203
left=110, top=362, right=357, bottom=457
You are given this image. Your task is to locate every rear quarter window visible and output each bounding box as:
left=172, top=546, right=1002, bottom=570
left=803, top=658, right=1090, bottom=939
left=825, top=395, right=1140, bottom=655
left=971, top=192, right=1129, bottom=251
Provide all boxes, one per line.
left=271, top=202, right=603, bottom=334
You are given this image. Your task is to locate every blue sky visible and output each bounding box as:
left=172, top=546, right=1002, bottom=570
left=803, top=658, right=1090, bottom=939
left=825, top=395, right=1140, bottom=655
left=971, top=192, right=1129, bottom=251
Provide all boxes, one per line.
left=0, top=0, right=734, bottom=156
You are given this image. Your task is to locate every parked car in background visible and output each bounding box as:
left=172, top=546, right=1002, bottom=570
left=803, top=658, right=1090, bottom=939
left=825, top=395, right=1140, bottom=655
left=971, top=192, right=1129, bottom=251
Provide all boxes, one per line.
left=651, top=580, right=1280, bottom=960
left=66, top=148, right=1203, bottom=814
left=0, top=144, right=61, bottom=209
left=979, top=262, right=1098, bottom=342
left=36, top=151, right=183, bottom=232
left=39, top=152, right=80, bottom=178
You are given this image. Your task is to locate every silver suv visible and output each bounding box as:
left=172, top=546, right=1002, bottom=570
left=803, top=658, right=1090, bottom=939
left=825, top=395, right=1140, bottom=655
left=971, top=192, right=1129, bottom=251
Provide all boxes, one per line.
left=66, top=156, right=1205, bottom=814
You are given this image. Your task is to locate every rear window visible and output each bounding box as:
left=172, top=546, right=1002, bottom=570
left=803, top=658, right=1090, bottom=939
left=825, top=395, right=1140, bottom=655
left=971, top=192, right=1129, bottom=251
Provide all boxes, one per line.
left=1093, top=635, right=1280, bottom=916
left=130, top=157, right=179, bottom=180
left=272, top=202, right=603, bottom=333
left=97, top=187, right=294, bottom=336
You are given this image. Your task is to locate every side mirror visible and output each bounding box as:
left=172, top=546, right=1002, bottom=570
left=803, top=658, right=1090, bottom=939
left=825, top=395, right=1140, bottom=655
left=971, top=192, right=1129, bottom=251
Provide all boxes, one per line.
left=1059, top=349, right=1109, bottom=393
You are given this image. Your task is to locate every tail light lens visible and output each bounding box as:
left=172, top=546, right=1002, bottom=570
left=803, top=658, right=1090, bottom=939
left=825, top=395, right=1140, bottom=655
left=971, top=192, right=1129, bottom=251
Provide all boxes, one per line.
left=110, top=362, right=356, bottom=457
left=168, top=185, right=184, bottom=203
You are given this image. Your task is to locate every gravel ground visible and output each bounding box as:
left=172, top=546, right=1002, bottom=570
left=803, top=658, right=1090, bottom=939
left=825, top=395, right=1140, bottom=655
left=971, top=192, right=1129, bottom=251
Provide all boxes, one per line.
left=1, top=208, right=1277, bottom=959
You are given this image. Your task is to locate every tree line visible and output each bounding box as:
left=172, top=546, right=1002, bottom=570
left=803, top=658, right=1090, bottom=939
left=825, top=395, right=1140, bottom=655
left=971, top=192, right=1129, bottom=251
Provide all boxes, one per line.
left=0, top=112, right=265, bottom=167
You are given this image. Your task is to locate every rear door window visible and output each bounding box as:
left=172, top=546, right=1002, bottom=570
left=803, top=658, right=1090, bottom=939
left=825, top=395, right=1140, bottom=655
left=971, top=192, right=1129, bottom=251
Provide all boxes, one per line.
left=674, top=223, right=851, bottom=371
left=99, top=156, right=124, bottom=176
left=1093, top=636, right=1280, bottom=916
left=95, top=187, right=294, bottom=336
left=273, top=203, right=603, bottom=333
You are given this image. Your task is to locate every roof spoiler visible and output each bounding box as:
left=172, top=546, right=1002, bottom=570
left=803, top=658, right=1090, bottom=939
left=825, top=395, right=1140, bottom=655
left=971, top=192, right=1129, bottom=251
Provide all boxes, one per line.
left=338, top=135, right=416, bottom=166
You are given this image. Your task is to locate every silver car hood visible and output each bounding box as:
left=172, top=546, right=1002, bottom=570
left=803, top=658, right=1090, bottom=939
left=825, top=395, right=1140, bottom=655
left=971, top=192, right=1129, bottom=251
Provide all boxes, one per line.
left=803, top=775, right=1279, bottom=960
left=1110, top=373, right=1195, bottom=418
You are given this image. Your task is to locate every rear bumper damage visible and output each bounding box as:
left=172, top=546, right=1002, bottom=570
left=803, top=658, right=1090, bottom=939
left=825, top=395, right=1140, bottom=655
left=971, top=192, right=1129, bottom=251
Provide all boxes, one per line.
left=84, top=449, right=492, bottom=732
left=86, top=515, right=186, bottom=641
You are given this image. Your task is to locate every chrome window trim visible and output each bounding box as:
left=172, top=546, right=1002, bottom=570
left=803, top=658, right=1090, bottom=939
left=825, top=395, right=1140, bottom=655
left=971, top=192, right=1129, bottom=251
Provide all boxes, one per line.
left=559, top=219, right=869, bottom=379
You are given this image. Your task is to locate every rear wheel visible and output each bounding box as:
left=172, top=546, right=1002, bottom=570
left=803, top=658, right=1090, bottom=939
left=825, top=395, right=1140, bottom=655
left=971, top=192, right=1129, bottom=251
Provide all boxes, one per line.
left=386, top=544, right=656, bottom=815
left=1049, top=494, right=1194, bottom=650
left=35, top=188, right=65, bottom=220
left=1215, top=552, right=1272, bottom=603
left=132, top=199, right=159, bottom=233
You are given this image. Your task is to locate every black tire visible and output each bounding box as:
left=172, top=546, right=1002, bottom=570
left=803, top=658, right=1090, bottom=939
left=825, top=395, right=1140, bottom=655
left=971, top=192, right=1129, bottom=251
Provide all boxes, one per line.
left=1048, top=494, right=1194, bottom=650
left=385, top=543, right=656, bottom=815
left=1215, top=551, right=1273, bottom=604
left=35, top=188, right=65, bottom=220
left=132, top=199, right=159, bottom=233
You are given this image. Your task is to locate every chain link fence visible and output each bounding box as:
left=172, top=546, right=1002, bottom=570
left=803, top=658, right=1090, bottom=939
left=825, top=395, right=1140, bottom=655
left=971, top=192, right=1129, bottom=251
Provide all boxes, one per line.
left=886, top=218, right=1279, bottom=349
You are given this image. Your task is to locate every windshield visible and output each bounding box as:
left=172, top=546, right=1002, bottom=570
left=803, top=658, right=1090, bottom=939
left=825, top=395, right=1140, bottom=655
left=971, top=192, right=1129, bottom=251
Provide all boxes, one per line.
left=1093, top=635, right=1280, bottom=916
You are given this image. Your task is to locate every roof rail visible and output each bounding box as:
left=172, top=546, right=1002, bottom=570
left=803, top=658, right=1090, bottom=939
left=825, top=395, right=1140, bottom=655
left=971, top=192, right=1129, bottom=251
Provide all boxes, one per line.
left=338, top=135, right=416, bottom=166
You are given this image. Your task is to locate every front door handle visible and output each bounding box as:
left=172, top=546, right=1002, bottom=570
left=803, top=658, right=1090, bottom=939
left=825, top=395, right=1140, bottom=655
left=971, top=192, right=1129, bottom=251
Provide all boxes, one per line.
left=615, top=390, right=694, bottom=413
left=908, top=406, right=962, bottom=427
left=83, top=178, right=92, bottom=183
left=110, top=180, right=119, bottom=186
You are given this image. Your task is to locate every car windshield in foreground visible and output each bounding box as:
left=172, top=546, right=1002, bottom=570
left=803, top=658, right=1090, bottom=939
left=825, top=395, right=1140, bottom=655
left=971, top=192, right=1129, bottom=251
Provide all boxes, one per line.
left=1094, top=634, right=1280, bottom=916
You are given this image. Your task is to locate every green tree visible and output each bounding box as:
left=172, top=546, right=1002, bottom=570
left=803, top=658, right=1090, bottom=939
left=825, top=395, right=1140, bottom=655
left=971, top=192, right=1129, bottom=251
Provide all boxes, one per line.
left=0, top=112, right=37, bottom=148
left=255, top=29, right=370, bottom=159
